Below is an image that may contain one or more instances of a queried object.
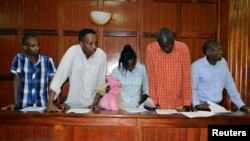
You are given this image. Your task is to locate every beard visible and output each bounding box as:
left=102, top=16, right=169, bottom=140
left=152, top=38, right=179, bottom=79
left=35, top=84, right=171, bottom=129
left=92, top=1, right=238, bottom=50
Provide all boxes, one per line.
left=161, top=47, right=173, bottom=54
left=164, top=48, right=173, bottom=53
left=89, top=48, right=97, bottom=56
left=28, top=52, right=39, bottom=58
left=217, top=56, right=222, bottom=61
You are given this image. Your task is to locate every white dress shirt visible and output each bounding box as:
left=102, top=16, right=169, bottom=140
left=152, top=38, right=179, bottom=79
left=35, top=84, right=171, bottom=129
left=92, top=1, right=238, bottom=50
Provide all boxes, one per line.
left=50, top=44, right=107, bottom=107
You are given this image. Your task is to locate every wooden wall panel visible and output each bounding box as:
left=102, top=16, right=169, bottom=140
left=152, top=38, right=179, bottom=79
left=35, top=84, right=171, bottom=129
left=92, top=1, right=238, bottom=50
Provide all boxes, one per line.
left=65, top=126, right=136, bottom=141
left=142, top=127, right=207, bottom=141
left=61, top=126, right=136, bottom=141
left=0, top=125, right=54, bottom=141
left=61, top=0, right=97, bottom=30
left=0, top=0, right=19, bottom=28
left=227, top=0, right=250, bottom=108
left=2, top=111, right=250, bottom=141
left=181, top=3, right=217, bottom=33
left=39, top=36, right=59, bottom=65
left=104, top=37, right=137, bottom=74
left=142, top=2, right=177, bottom=32
left=0, top=36, right=19, bottom=75
left=0, top=0, right=19, bottom=108
left=218, top=0, right=229, bottom=59
left=182, top=39, right=208, bottom=62
left=104, top=1, right=138, bottom=31
left=60, top=36, right=78, bottom=61
left=143, top=127, right=189, bottom=141
left=180, top=2, right=217, bottom=63
left=199, top=128, right=208, bottom=141
left=23, top=0, right=59, bottom=28
left=0, top=81, right=13, bottom=108
left=139, top=37, right=155, bottom=64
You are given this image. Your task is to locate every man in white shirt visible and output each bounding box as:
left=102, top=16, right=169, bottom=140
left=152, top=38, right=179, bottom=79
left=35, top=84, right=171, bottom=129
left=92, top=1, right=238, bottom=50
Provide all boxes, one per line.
left=191, top=40, right=250, bottom=112
left=46, top=28, right=107, bottom=112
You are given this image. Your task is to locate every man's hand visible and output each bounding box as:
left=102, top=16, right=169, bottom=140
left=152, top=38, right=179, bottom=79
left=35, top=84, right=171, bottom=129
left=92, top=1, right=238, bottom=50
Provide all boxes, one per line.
left=182, top=105, right=193, bottom=111
left=195, top=103, right=210, bottom=111
left=155, top=104, right=161, bottom=109
left=239, top=106, right=250, bottom=112
left=86, top=105, right=100, bottom=111
left=1, top=104, right=18, bottom=110
left=57, top=103, right=70, bottom=111
left=46, top=89, right=61, bottom=112
left=46, top=102, right=62, bottom=112
left=92, top=92, right=102, bottom=108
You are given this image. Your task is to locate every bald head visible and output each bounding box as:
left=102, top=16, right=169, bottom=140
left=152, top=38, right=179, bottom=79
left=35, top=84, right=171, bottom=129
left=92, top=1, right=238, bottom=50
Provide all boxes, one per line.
left=157, top=27, right=175, bottom=53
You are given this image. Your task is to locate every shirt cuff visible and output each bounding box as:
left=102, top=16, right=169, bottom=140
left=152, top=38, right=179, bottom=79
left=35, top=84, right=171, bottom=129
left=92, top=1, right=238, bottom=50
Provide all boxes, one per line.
left=50, top=83, right=61, bottom=100
left=192, top=100, right=201, bottom=107
left=10, top=70, right=18, bottom=75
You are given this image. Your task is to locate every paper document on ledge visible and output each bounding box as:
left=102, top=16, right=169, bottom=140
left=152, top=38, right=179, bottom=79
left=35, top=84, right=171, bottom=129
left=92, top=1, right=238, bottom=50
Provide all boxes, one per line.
left=123, top=108, right=147, bottom=113
left=66, top=108, right=91, bottom=114
left=20, top=107, right=46, bottom=112
left=180, top=111, right=215, bottom=118
left=156, top=109, right=178, bottom=115
left=207, top=101, right=232, bottom=114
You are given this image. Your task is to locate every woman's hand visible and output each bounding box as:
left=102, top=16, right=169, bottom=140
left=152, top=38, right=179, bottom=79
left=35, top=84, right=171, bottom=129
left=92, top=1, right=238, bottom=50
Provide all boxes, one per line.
left=138, top=94, right=149, bottom=105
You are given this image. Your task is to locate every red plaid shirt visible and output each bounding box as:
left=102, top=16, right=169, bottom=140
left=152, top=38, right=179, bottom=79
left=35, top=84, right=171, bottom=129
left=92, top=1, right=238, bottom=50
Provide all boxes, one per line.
left=146, top=41, right=192, bottom=109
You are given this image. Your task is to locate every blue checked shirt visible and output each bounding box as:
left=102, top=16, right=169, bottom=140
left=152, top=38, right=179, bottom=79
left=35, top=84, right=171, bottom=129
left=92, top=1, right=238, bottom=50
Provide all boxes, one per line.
left=10, top=53, right=56, bottom=109
left=112, top=64, right=149, bottom=108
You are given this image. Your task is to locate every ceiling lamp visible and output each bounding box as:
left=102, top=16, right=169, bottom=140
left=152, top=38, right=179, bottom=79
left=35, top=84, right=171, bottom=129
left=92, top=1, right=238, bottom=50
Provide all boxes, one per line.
left=90, top=11, right=112, bottom=25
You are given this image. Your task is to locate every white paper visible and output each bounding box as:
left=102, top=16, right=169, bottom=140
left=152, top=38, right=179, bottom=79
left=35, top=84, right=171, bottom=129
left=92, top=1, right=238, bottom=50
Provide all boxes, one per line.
left=20, top=107, right=46, bottom=112
left=66, top=108, right=91, bottom=114
left=138, top=103, right=145, bottom=109
left=180, top=111, right=215, bottom=118
left=123, top=108, right=148, bottom=113
left=156, top=109, right=178, bottom=115
left=207, top=101, right=232, bottom=114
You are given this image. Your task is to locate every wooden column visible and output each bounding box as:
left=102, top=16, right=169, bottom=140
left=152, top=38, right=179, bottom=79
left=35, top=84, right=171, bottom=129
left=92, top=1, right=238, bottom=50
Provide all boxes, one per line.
left=227, top=0, right=250, bottom=109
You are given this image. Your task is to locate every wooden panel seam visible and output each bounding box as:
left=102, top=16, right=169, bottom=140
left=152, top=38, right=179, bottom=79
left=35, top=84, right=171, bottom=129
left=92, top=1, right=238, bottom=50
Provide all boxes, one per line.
left=0, top=28, right=18, bottom=35
left=23, top=29, right=58, bottom=36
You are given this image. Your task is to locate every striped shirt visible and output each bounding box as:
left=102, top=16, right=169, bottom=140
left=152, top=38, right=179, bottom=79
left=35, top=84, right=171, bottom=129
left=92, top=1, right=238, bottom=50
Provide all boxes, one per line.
left=10, top=53, right=56, bottom=109
left=146, top=41, right=192, bottom=109
left=112, top=64, right=149, bottom=108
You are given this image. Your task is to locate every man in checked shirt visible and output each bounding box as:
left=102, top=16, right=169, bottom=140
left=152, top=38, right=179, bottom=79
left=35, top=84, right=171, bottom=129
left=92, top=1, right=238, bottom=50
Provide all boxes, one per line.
left=146, top=27, right=192, bottom=109
left=6, top=35, right=56, bottom=110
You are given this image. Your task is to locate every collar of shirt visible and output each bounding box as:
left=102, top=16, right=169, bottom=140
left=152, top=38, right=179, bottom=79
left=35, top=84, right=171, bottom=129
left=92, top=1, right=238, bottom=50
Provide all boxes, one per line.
left=24, top=53, right=41, bottom=66
left=201, top=56, right=225, bottom=68
left=119, top=64, right=139, bottom=75
left=156, top=41, right=177, bottom=55
left=77, top=45, right=99, bottom=59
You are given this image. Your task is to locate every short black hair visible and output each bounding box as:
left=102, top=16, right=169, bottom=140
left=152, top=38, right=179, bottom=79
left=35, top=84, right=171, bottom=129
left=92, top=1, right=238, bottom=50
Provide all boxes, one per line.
left=118, top=44, right=137, bottom=72
left=157, top=27, right=175, bottom=44
left=78, top=28, right=96, bottom=42
left=22, top=35, right=36, bottom=46
left=202, top=40, right=220, bottom=55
